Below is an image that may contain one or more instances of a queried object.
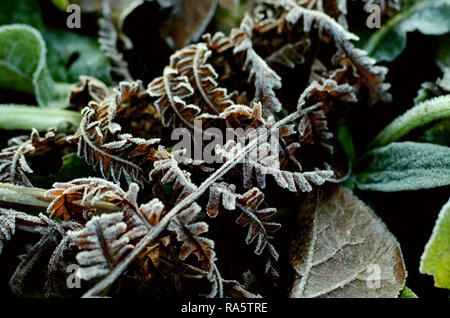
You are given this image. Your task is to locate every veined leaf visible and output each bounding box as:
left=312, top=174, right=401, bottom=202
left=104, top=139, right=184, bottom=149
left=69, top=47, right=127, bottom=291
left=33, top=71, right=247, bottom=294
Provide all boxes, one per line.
left=45, top=30, right=113, bottom=85
left=373, top=94, right=450, bottom=147
left=290, top=186, right=406, bottom=298
left=420, top=198, right=450, bottom=289
left=365, top=0, right=450, bottom=62
left=0, top=24, right=71, bottom=108
left=355, top=142, right=450, bottom=191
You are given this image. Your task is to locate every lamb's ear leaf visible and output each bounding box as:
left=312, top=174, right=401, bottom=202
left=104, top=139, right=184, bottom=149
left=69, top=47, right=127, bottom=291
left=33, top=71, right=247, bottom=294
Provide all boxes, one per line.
left=45, top=29, right=113, bottom=85
left=290, top=186, right=406, bottom=298
left=0, top=0, right=113, bottom=85
left=365, top=0, right=450, bottom=62
left=355, top=142, right=450, bottom=191
left=420, top=198, right=450, bottom=290
left=0, top=24, right=71, bottom=108
left=399, top=286, right=418, bottom=298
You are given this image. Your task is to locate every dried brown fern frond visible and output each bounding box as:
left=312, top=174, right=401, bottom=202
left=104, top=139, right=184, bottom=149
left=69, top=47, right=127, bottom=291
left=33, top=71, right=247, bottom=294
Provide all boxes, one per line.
left=230, top=14, right=283, bottom=117
left=149, top=147, right=201, bottom=203
left=56, top=177, right=224, bottom=296
left=206, top=182, right=280, bottom=265
left=298, top=108, right=333, bottom=152
left=204, top=15, right=283, bottom=118
left=296, top=0, right=349, bottom=28
left=98, top=1, right=132, bottom=82
left=0, top=207, right=80, bottom=295
left=46, top=177, right=162, bottom=236
left=265, top=38, right=311, bottom=69
left=0, top=128, right=68, bottom=186
left=70, top=76, right=112, bottom=108
left=216, top=138, right=334, bottom=193
left=169, top=43, right=234, bottom=115
left=71, top=81, right=161, bottom=185
left=168, top=202, right=215, bottom=269
left=68, top=212, right=136, bottom=280
left=149, top=143, right=283, bottom=269
left=76, top=107, right=158, bottom=184
left=51, top=178, right=161, bottom=280
left=277, top=1, right=392, bottom=105
left=294, top=79, right=357, bottom=152
left=148, top=67, right=201, bottom=128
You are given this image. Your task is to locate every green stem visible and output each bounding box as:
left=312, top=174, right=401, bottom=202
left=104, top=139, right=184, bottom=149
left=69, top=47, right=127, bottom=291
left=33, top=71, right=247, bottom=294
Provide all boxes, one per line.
left=0, top=183, right=121, bottom=213
left=373, top=94, right=450, bottom=147
left=0, top=104, right=82, bottom=132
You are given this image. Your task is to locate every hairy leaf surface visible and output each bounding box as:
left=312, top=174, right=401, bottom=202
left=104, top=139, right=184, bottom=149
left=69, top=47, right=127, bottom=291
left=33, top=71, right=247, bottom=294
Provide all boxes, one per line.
left=290, top=186, right=406, bottom=298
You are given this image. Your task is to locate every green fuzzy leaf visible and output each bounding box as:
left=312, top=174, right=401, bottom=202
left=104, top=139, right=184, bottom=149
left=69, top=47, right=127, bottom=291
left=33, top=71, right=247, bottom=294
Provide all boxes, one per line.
left=399, top=286, right=418, bottom=298
left=0, top=104, right=81, bottom=132
left=355, top=142, right=450, bottom=191
left=0, top=0, right=112, bottom=84
left=365, top=0, right=450, bottom=62
left=373, top=94, right=450, bottom=147
left=44, top=30, right=112, bottom=84
left=0, top=24, right=71, bottom=108
left=420, top=198, right=450, bottom=289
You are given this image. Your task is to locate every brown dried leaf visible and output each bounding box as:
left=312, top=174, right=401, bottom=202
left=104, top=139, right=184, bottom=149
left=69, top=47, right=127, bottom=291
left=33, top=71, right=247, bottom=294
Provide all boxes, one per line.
left=70, top=76, right=111, bottom=108
left=290, top=186, right=406, bottom=298
left=47, top=192, right=91, bottom=221
left=159, top=0, right=219, bottom=49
